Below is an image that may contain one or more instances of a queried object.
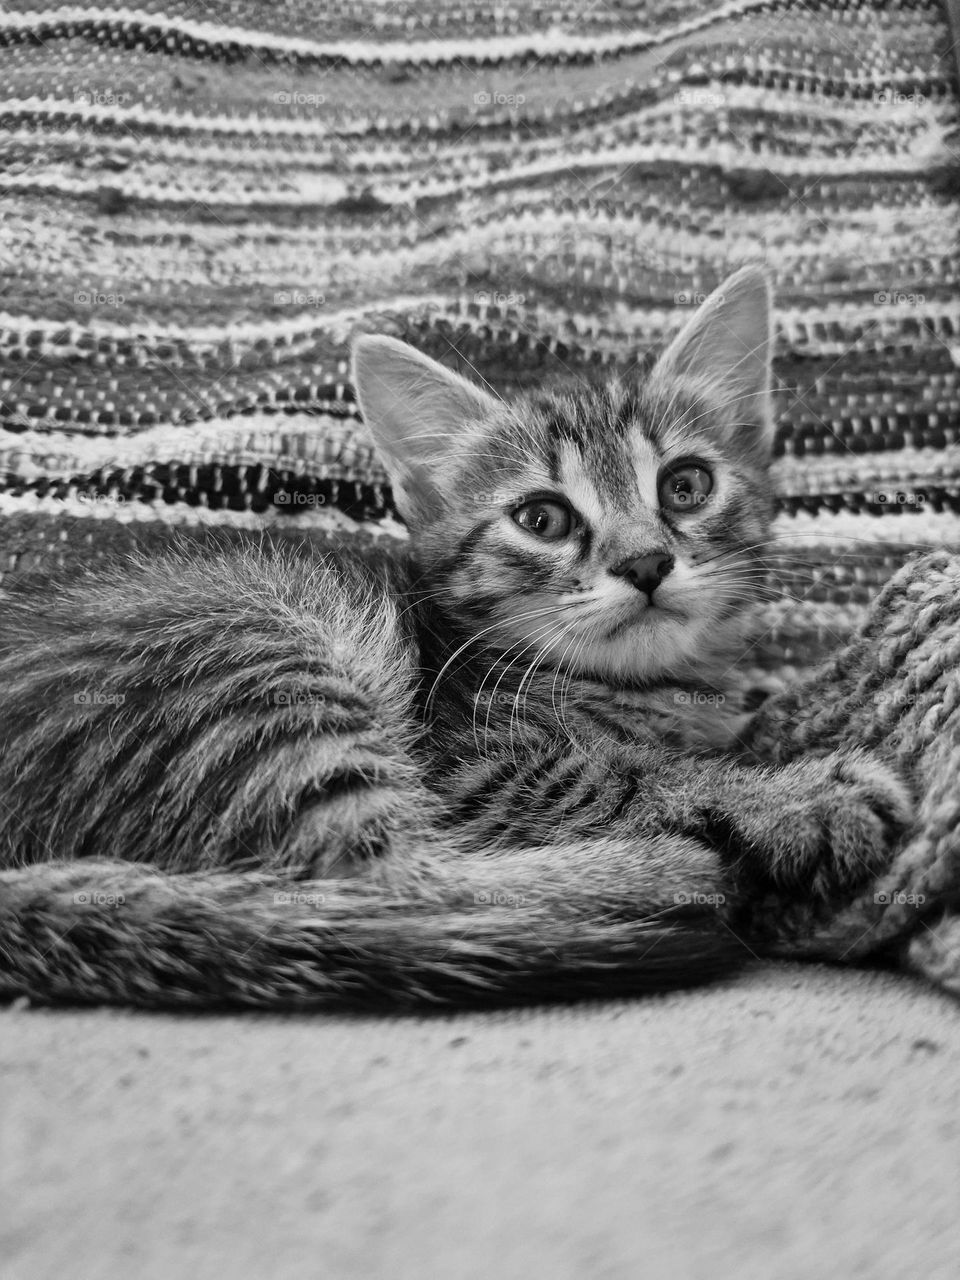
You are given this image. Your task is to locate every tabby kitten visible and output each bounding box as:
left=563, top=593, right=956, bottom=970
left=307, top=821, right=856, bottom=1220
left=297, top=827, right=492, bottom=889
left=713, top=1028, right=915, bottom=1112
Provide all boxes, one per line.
left=0, top=267, right=913, bottom=1009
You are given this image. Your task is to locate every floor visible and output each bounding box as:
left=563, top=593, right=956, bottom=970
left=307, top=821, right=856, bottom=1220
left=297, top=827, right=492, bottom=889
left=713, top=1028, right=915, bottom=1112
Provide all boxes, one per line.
left=3, top=961, right=958, bottom=1280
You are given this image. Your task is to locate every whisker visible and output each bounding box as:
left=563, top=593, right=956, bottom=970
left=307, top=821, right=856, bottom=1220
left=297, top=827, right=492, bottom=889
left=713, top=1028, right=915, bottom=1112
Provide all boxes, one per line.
left=549, top=627, right=593, bottom=749
left=424, top=602, right=571, bottom=721
left=508, top=616, right=578, bottom=761
left=471, top=607, right=577, bottom=757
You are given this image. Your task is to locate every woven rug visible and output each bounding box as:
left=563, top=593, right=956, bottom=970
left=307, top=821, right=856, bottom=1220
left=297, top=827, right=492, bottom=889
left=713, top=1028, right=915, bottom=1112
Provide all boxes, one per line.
left=2, top=0, right=960, bottom=686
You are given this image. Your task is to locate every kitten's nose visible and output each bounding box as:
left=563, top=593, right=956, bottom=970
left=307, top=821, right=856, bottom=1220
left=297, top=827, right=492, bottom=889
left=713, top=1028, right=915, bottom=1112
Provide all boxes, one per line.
left=611, top=552, right=675, bottom=598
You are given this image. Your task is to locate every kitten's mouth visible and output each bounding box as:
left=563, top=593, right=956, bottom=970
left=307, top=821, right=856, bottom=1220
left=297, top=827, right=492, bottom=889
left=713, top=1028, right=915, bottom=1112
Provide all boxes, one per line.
left=605, top=598, right=685, bottom=639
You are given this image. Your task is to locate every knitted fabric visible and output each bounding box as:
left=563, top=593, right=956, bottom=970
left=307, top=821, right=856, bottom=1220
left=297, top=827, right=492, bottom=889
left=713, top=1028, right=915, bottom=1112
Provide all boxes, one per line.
left=1, top=1, right=960, bottom=996
left=739, top=550, right=960, bottom=995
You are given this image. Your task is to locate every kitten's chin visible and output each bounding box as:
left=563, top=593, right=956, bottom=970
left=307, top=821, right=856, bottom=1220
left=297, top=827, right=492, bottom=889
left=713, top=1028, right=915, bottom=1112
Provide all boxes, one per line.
left=571, top=611, right=746, bottom=686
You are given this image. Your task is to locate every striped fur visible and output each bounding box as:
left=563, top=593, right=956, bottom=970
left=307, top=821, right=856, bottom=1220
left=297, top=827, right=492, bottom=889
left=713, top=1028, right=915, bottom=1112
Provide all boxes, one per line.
left=0, top=269, right=918, bottom=1008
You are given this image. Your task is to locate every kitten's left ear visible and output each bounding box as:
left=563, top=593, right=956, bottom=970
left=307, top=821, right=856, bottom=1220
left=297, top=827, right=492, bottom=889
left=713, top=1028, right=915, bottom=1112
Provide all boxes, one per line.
left=351, top=335, right=501, bottom=527
left=654, top=265, right=775, bottom=459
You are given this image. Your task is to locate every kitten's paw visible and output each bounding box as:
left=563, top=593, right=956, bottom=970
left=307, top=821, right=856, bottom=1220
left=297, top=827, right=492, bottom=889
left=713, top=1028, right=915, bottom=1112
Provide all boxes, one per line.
left=778, top=749, right=914, bottom=899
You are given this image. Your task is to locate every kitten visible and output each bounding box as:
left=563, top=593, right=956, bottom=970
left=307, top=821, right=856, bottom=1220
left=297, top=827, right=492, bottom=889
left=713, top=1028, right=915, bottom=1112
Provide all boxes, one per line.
left=0, top=267, right=913, bottom=1009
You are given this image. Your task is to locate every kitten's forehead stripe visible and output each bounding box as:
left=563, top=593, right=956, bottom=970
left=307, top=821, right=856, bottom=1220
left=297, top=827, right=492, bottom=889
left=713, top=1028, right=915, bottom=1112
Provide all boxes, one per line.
left=537, top=388, right=641, bottom=513
left=586, top=433, right=638, bottom=511
left=627, top=435, right=661, bottom=508
left=611, top=388, right=643, bottom=437
left=557, top=442, right=610, bottom=529
left=542, top=429, right=562, bottom=486
left=543, top=406, right=585, bottom=453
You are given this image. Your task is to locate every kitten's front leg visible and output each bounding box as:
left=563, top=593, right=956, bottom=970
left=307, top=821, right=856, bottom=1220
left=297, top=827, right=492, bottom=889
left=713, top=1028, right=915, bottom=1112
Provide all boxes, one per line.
left=666, top=747, right=915, bottom=900
left=444, top=734, right=914, bottom=901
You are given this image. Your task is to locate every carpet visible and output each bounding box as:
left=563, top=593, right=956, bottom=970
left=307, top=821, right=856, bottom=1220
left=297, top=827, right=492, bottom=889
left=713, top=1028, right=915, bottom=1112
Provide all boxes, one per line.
left=3, top=963, right=959, bottom=1280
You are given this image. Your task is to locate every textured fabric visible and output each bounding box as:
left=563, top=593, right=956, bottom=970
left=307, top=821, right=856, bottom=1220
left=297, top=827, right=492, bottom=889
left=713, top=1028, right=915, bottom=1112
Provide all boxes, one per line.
left=740, top=550, right=960, bottom=994
left=5, top=965, right=960, bottom=1280
left=2, top=0, right=959, bottom=683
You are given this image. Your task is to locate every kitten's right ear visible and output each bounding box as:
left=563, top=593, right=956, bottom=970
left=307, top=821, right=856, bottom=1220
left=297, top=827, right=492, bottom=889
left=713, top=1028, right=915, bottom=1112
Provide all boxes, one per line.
left=351, top=335, right=500, bottom=526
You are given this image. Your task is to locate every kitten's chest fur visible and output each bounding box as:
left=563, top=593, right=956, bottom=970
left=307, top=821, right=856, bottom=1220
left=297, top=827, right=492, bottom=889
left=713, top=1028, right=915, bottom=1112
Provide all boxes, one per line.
left=433, top=672, right=755, bottom=759
left=562, top=680, right=753, bottom=752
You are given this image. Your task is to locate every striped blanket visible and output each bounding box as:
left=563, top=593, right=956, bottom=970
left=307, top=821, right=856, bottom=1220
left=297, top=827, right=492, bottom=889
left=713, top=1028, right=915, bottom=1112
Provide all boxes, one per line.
left=2, top=0, right=959, bottom=695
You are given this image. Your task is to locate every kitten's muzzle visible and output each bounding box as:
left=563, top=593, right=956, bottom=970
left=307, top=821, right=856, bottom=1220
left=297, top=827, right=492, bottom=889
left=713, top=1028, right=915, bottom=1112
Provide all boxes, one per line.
left=611, top=552, right=675, bottom=598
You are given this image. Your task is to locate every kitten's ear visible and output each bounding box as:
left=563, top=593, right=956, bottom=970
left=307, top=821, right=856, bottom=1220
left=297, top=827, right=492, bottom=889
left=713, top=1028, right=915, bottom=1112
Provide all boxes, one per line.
left=655, top=265, right=775, bottom=458
left=351, top=335, right=500, bottom=526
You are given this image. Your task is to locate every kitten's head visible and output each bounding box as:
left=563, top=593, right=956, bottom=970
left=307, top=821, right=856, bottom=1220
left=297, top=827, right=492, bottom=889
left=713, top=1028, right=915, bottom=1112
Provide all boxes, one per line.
left=352, top=266, right=775, bottom=685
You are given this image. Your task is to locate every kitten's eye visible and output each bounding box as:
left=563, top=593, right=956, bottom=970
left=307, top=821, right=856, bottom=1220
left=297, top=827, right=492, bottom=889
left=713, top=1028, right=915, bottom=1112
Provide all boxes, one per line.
left=511, top=499, right=574, bottom=541
left=658, top=462, right=713, bottom=513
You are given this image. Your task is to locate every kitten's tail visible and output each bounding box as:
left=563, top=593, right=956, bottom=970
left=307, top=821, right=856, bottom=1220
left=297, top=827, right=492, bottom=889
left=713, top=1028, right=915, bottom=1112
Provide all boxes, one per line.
left=0, top=838, right=744, bottom=1009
